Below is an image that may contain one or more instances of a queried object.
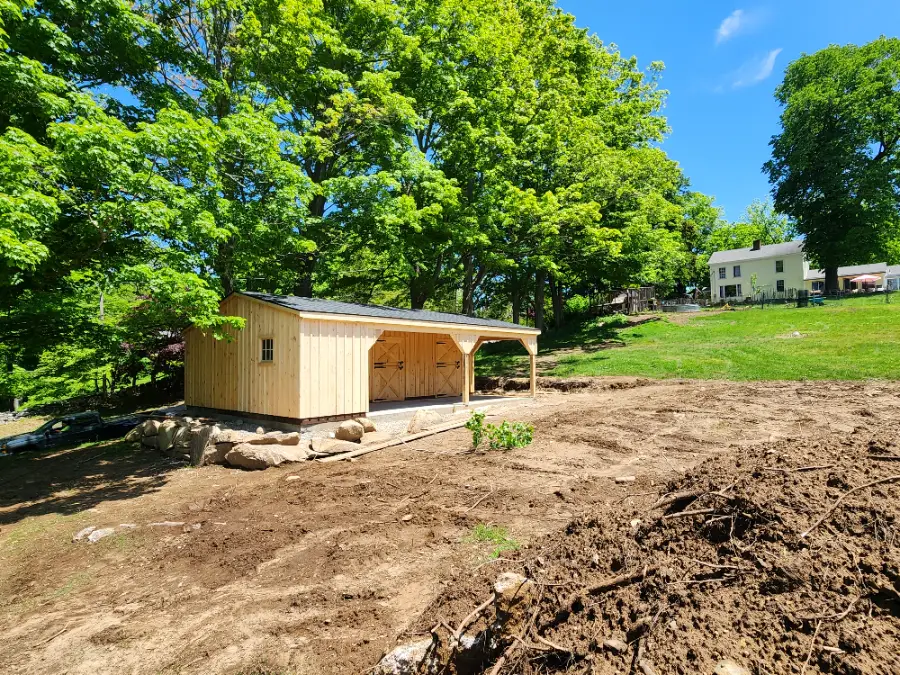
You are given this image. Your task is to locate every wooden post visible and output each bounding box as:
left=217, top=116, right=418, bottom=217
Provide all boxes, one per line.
left=462, top=352, right=470, bottom=405
left=469, top=348, right=476, bottom=394
left=529, top=353, right=536, bottom=398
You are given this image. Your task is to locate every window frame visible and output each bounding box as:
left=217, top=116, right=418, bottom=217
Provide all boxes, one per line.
left=733, top=265, right=741, bottom=278
left=260, top=337, right=274, bottom=363
left=775, top=260, right=784, bottom=273
left=718, top=267, right=726, bottom=279
left=776, top=280, right=785, bottom=293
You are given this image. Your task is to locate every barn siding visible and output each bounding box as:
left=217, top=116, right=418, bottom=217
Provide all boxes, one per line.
left=183, top=295, right=301, bottom=418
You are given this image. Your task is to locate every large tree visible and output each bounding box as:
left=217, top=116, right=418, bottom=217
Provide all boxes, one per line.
left=765, top=37, right=900, bottom=292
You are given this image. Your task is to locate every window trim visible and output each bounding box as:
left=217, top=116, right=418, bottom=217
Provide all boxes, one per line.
left=775, top=260, right=784, bottom=273
left=776, top=280, right=785, bottom=293
left=260, top=337, right=274, bottom=363
left=733, top=265, right=741, bottom=278
left=718, top=267, right=726, bottom=279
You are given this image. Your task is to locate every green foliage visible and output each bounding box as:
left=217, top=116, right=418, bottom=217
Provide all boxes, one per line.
left=465, top=410, right=486, bottom=450
left=466, top=523, right=519, bottom=559
left=600, top=313, right=630, bottom=328
left=765, top=37, right=900, bottom=288
left=485, top=420, right=534, bottom=451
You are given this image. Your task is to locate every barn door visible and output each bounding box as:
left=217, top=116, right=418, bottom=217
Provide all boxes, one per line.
left=371, top=337, right=406, bottom=401
left=434, top=338, right=461, bottom=397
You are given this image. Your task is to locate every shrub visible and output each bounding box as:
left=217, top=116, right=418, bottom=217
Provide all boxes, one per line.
left=465, top=410, right=534, bottom=451
left=565, top=294, right=591, bottom=316
left=599, top=313, right=629, bottom=328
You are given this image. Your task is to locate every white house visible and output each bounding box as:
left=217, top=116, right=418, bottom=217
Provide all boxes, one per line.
left=708, top=240, right=898, bottom=301
left=708, top=240, right=807, bottom=301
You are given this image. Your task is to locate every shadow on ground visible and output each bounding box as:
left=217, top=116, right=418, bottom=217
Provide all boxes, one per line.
left=0, top=441, right=179, bottom=526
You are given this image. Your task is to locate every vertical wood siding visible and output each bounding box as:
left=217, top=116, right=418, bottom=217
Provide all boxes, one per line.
left=184, top=295, right=300, bottom=418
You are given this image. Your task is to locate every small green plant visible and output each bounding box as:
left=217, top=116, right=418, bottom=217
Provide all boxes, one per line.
left=485, top=420, right=534, bottom=451
left=600, top=312, right=629, bottom=328
left=465, top=410, right=486, bottom=449
left=467, top=523, right=519, bottom=559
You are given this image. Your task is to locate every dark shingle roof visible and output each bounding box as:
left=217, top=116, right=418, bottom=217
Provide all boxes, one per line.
left=238, top=292, right=540, bottom=333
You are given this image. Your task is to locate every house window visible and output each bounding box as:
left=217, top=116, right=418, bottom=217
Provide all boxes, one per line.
left=844, top=278, right=851, bottom=291
left=733, top=265, right=741, bottom=277
left=775, top=260, right=784, bottom=273
left=723, top=284, right=739, bottom=298
left=812, top=281, right=824, bottom=292
left=776, top=280, right=785, bottom=293
left=736, top=284, right=743, bottom=297
left=261, top=338, right=274, bottom=362
left=718, top=267, right=726, bottom=279
left=719, top=286, right=724, bottom=299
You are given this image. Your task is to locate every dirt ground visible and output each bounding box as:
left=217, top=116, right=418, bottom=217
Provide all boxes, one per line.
left=1, top=378, right=898, bottom=674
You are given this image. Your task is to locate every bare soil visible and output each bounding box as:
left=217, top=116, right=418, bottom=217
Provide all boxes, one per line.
left=1, top=378, right=898, bottom=674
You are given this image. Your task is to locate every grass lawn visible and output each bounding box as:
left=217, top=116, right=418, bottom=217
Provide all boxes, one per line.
left=477, top=294, right=900, bottom=381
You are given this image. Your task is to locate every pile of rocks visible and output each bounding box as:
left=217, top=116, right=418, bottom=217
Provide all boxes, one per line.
left=125, top=415, right=389, bottom=470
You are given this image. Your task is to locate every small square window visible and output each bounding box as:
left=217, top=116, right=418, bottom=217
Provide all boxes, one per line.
left=775, top=260, right=784, bottom=273
left=733, top=265, right=741, bottom=277
left=776, top=280, right=785, bottom=292
left=261, top=338, right=274, bottom=362
left=718, top=267, right=726, bottom=279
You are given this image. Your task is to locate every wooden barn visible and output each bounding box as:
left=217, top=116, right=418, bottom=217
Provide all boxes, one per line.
left=183, top=292, right=540, bottom=423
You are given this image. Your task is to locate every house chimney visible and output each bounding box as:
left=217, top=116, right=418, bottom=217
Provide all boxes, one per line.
left=751, top=239, right=761, bottom=251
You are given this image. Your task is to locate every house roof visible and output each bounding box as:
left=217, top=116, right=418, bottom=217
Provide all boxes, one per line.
left=237, top=292, right=541, bottom=333
left=804, top=263, right=888, bottom=280
left=708, top=240, right=805, bottom=265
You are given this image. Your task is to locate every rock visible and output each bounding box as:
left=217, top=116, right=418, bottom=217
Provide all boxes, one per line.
left=713, top=660, right=751, bottom=675
left=217, top=429, right=257, bottom=444
left=141, top=435, right=159, bottom=450
left=372, top=638, right=438, bottom=675
left=400, top=514, right=414, bottom=522
left=335, top=420, right=365, bottom=442
left=87, top=527, right=115, bottom=543
left=602, top=638, right=628, bottom=653
left=149, top=521, right=185, bottom=527
left=615, top=476, right=636, bottom=484
left=189, top=425, right=220, bottom=466
left=225, top=443, right=309, bottom=470
left=171, top=425, right=189, bottom=447
left=141, top=419, right=160, bottom=436
left=360, top=431, right=394, bottom=446
left=310, top=438, right=359, bottom=456
left=157, top=420, right=180, bottom=453
left=407, top=409, right=444, bottom=434
left=73, top=526, right=96, bottom=542
left=248, top=431, right=301, bottom=446
left=124, top=425, right=143, bottom=443
left=493, top=572, right=536, bottom=634
left=256, top=426, right=265, bottom=434
left=638, top=660, right=658, bottom=675
left=354, top=417, right=377, bottom=433
left=285, top=475, right=301, bottom=482
left=118, top=524, right=137, bottom=530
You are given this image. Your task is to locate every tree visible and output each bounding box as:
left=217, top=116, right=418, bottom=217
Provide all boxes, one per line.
left=765, top=37, right=900, bottom=293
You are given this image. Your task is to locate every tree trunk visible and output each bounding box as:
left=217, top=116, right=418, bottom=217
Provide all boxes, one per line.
left=534, top=270, right=546, bottom=333
left=551, top=277, right=564, bottom=329
left=825, top=266, right=839, bottom=294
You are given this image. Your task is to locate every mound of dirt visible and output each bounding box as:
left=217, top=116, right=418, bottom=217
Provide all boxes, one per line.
left=407, top=433, right=900, bottom=674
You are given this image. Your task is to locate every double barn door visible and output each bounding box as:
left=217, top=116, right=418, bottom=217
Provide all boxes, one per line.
left=370, top=333, right=462, bottom=402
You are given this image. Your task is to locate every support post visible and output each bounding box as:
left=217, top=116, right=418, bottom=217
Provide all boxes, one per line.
left=462, top=352, right=470, bottom=405
left=529, top=353, right=536, bottom=398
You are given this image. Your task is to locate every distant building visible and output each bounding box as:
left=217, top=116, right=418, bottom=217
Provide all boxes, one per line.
left=707, top=239, right=900, bottom=301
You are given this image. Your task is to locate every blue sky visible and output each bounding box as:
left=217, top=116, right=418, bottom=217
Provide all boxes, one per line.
left=557, top=0, right=900, bottom=221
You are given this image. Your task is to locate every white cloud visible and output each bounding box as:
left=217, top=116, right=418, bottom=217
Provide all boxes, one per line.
left=731, top=48, right=783, bottom=88
left=716, top=9, right=747, bottom=44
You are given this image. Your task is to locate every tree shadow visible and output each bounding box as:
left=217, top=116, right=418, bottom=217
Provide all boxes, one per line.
left=0, top=441, right=181, bottom=526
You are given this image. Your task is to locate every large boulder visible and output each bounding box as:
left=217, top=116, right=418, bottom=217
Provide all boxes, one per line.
left=157, top=420, right=180, bottom=453
left=224, top=443, right=308, bottom=470
left=335, top=420, right=365, bottom=442
left=217, top=429, right=258, bottom=444
left=248, top=431, right=301, bottom=446
left=141, top=435, right=159, bottom=450
left=372, top=638, right=439, bottom=675
left=124, top=425, right=143, bottom=443
left=354, top=417, right=377, bottom=433
left=141, top=419, right=161, bottom=437
left=189, top=425, right=220, bottom=466
left=407, top=409, right=444, bottom=434
left=309, top=438, right=359, bottom=457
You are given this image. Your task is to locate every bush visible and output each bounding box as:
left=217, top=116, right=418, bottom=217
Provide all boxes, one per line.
left=466, top=410, right=534, bottom=451
left=565, top=294, right=591, bottom=316
left=599, top=313, right=629, bottom=328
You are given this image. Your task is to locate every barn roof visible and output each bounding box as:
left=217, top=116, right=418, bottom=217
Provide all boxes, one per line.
left=237, top=292, right=541, bottom=333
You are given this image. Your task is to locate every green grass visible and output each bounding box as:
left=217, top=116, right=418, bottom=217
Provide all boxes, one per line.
left=477, top=294, right=900, bottom=381
left=466, top=523, right=520, bottom=559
